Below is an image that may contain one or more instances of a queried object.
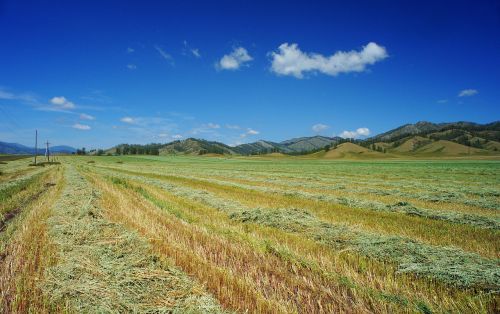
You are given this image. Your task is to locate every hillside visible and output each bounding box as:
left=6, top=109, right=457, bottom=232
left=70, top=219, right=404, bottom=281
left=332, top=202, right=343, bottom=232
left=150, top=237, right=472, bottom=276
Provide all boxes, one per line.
left=391, top=136, right=432, bottom=153
left=280, top=136, right=341, bottom=152
left=369, top=121, right=500, bottom=144
left=233, top=140, right=292, bottom=155
left=159, top=138, right=237, bottom=155
left=313, top=142, right=385, bottom=159
left=412, top=140, right=488, bottom=156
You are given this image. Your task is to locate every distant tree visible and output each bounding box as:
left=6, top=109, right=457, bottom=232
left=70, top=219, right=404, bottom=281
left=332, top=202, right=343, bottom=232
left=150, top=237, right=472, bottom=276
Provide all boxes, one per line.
left=115, top=147, right=122, bottom=155
left=324, top=144, right=331, bottom=152
left=471, top=140, right=482, bottom=148
left=96, top=149, right=104, bottom=156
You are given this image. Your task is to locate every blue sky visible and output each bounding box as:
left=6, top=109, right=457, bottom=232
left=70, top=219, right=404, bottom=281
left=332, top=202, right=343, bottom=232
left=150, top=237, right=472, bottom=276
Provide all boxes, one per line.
left=1, top=0, right=499, bottom=149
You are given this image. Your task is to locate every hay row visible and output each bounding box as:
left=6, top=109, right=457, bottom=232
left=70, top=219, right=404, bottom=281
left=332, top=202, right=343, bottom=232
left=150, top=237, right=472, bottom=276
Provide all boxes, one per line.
left=42, top=164, right=225, bottom=313
left=93, top=166, right=500, bottom=290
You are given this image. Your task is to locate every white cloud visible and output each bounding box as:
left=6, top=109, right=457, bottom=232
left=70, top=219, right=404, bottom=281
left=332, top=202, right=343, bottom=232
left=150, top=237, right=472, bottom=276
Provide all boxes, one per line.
left=217, top=47, right=252, bottom=70
left=207, top=123, right=220, bottom=129
left=80, top=113, right=95, bottom=120
left=458, top=89, right=478, bottom=97
left=154, top=45, right=174, bottom=65
left=158, top=133, right=169, bottom=138
left=127, top=64, right=137, bottom=70
left=356, top=127, right=370, bottom=136
left=269, top=42, right=388, bottom=78
left=172, top=134, right=183, bottom=139
left=72, top=123, right=91, bottom=130
left=127, top=47, right=135, bottom=53
left=50, top=96, right=75, bottom=109
left=437, top=99, right=448, bottom=104
left=120, top=116, right=136, bottom=124
left=241, top=128, right=259, bottom=138
left=339, top=127, right=371, bottom=139
left=226, top=124, right=241, bottom=129
left=312, top=123, right=329, bottom=133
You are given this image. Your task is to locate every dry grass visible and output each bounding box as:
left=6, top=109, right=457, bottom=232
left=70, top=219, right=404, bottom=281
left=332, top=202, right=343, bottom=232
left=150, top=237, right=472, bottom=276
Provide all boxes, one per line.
left=0, top=166, right=62, bottom=313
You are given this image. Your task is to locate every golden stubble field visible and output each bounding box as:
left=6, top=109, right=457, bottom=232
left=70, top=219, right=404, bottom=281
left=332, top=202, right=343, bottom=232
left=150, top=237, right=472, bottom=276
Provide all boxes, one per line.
left=1, top=155, right=499, bottom=313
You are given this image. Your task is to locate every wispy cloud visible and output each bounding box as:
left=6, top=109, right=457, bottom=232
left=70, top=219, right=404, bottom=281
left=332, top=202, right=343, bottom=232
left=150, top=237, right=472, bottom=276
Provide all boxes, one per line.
left=183, top=40, right=201, bottom=58
left=458, top=89, right=478, bottom=97
left=207, top=122, right=220, bottom=129
left=172, top=134, right=183, bottom=139
left=0, top=88, right=37, bottom=102
left=269, top=42, right=388, bottom=78
left=72, top=123, right=91, bottom=130
left=120, top=116, right=136, bottom=124
left=312, top=123, right=329, bottom=132
left=0, top=90, right=15, bottom=99
left=225, top=124, right=241, bottom=129
left=154, top=45, right=174, bottom=66
left=216, top=47, right=252, bottom=70
left=191, top=49, right=201, bottom=58
left=437, top=99, right=448, bottom=104
left=127, top=47, right=135, bottom=53
left=191, top=122, right=222, bottom=135
left=240, top=128, right=259, bottom=138
left=339, top=127, right=370, bottom=139
left=79, top=113, right=95, bottom=120
left=127, top=64, right=137, bottom=70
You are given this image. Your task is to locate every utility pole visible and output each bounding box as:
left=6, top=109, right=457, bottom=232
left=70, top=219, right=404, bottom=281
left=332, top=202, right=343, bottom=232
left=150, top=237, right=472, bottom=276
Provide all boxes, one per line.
left=34, top=129, right=38, bottom=165
left=45, top=141, right=50, bottom=162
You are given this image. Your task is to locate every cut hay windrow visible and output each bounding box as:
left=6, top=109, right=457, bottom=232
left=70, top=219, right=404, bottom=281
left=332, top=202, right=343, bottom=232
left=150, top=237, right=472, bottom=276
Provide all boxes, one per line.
left=0, top=166, right=49, bottom=198
left=102, top=174, right=499, bottom=313
left=230, top=208, right=500, bottom=291
left=97, top=165, right=500, bottom=230
left=117, top=164, right=500, bottom=210
left=0, top=169, right=53, bottom=234
left=42, top=165, right=225, bottom=313
left=91, top=166, right=500, bottom=291
left=112, top=158, right=500, bottom=200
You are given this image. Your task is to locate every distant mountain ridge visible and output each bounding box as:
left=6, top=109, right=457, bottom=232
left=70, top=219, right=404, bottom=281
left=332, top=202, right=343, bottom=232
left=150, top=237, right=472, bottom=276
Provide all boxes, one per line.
left=2, top=120, right=499, bottom=156
left=0, top=141, right=76, bottom=155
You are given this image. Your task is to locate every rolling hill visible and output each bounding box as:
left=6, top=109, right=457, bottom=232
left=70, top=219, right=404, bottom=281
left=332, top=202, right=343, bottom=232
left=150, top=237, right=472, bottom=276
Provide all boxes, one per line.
left=412, top=140, right=487, bottom=156
left=159, top=138, right=237, bottom=155
left=318, top=142, right=385, bottom=159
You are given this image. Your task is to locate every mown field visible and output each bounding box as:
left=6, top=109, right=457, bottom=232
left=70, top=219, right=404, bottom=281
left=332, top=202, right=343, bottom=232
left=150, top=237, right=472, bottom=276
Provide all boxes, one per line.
left=0, top=155, right=499, bottom=313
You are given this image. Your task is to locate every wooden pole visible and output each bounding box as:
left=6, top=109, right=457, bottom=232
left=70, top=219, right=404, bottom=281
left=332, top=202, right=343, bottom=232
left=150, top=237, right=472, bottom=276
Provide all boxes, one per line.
left=34, top=129, right=38, bottom=165
left=45, top=141, right=50, bottom=162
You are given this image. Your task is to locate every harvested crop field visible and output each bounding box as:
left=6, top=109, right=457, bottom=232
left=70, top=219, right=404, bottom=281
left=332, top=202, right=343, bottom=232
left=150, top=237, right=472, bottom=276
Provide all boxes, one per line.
left=1, top=155, right=499, bottom=313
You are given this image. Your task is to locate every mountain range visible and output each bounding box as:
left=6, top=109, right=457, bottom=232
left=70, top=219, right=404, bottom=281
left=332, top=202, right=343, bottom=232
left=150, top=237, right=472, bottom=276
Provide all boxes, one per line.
left=0, top=141, right=76, bottom=155
left=2, top=121, right=499, bottom=157
left=109, top=120, right=500, bottom=157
